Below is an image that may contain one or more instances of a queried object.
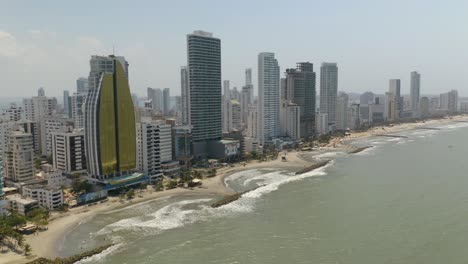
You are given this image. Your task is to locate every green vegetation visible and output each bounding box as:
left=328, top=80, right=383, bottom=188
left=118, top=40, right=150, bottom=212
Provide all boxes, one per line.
left=153, top=181, right=164, bottom=192
left=0, top=213, right=32, bottom=254
left=27, top=208, right=49, bottom=230
left=207, top=168, right=217, bottom=178
left=71, top=175, right=92, bottom=194
left=126, top=189, right=135, bottom=200
left=166, top=180, right=178, bottom=189
left=318, top=134, right=332, bottom=144
left=191, top=170, right=203, bottom=179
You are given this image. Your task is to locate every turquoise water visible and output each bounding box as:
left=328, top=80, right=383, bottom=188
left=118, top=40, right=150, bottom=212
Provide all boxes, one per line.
left=60, top=122, right=468, bottom=264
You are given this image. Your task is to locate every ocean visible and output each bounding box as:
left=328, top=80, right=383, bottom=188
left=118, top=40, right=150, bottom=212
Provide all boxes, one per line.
left=59, top=121, right=468, bottom=264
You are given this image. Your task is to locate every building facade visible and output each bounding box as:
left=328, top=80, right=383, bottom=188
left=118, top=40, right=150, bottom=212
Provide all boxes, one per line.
left=51, top=129, right=86, bottom=175
left=320, top=63, right=338, bottom=127
left=187, top=31, right=222, bottom=158
left=285, top=62, right=316, bottom=138
left=258, top=52, right=280, bottom=145
left=410, top=71, right=421, bottom=113
left=84, top=55, right=136, bottom=180
left=336, top=92, right=349, bottom=130
left=3, top=131, right=35, bottom=183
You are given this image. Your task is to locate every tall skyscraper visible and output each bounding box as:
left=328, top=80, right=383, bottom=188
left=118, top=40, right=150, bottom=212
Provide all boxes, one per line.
left=285, top=62, right=316, bottom=138
left=71, top=93, right=86, bottom=129
left=187, top=31, right=222, bottom=158
left=320, top=63, right=338, bottom=127
left=258, top=52, right=280, bottom=145
left=410, top=71, right=421, bottom=113
left=180, top=66, right=190, bottom=125
left=163, top=88, right=170, bottom=115
left=440, top=90, right=458, bottom=113
left=245, top=68, right=252, bottom=86
left=147, top=88, right=163, bottom=113
left=336, top=92, right=349, bottom=130
left=84, top=55, right=136, bottom=180
left=76, top=77, right=89, bottom=93
left=63, top=90, right=70, bottom=117
left=389, top=79, right=402, bottom=112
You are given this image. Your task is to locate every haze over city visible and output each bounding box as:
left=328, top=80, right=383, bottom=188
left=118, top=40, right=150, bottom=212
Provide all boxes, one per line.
left=1, top=0, right=467, bottom=98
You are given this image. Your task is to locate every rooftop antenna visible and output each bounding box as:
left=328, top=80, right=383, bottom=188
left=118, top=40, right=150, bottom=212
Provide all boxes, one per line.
left=112, top=45, right=115, bottom=56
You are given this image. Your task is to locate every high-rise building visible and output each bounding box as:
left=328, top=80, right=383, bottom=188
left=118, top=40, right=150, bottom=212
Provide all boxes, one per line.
left=360, top=92, right=375, bottom=105
left=315, top=113, right=329, bottom=135
left=163, top=88, right=170, bottom=115
left=247, top=106, right=258, bottom=139
left=71, top=93, right=86, bottom=129
left=226, top=100, right=241, bottom=132
left=1, top=103, right=23, bottom=122
left=258, top=52, right=280, bottom=145
left=410, top=71, right=421, bottom=113
left=279, top=100, right=301, bottom=140
left=173, top=125, right=193, bottom=169
left=38, top=87, right=45, bottom=97
left=285, top=62, right=316, bottom=138
left=320, top=63, right=338, bottom=127
left=3, top=130, right=35, bottom=183
left=23, top=96, right=57, bottom=122
left=336, top=92, right=349, bottom=130
left=40, top=117, right=73, bottom=156
left=420, top=97, right=430, bottom=117
left=63, top=90, right=70, bottom=117
left=51, top=129, right=86, bottom=175
left=147, top=88, right=163, bottom=113
left=180, top=66, right=190, bottom=125
left=440, top=90, right=458, bottom=113
left=136, top=120, right=163, bottom=183
left=84, top=55, right=136, bottom=180
left=241, top=85, right=253, bottom=125
left=76, top=77, right=89, bottom=94
left=389, top=79, right=402, bottom=111
left=223, top=80, right=230, bottom=99
left=187, top=31, right=222, bottom=158
left=245, top=68, right=252, bottom=86
left=347, top=104, right=361, bottom=130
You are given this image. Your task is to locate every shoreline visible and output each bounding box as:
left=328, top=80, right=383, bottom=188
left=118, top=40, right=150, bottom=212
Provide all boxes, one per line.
left=2, top=114, right=467, bottom=264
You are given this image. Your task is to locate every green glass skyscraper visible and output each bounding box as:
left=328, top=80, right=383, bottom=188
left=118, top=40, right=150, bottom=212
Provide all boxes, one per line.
left=85, top=55, right=136, bottom=180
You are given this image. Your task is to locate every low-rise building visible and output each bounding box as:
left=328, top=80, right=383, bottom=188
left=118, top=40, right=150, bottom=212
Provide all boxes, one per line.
left=22, top=185, right=64, bottom=210
left=6, top=194, right=39, bottom=215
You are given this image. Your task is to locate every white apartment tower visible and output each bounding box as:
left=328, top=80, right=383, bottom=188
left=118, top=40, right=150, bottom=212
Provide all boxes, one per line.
left=280, top=100, right=301, bottom=140
left=3, top=130, right=35, bottom=182
left=336, top=92, right=349, bottom=130
left=258, top=52, right=280, bottom=145
left=136, top=121, right=163, bottom=183
left=51, top=129, right=86, bottom=175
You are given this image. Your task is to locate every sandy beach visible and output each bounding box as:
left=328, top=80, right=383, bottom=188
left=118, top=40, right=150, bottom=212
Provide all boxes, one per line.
left=2, top=114, right=466, bottom=264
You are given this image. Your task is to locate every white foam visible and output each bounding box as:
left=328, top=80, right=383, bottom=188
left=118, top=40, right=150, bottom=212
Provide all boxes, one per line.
left=74, top=243, right=124, bottom=264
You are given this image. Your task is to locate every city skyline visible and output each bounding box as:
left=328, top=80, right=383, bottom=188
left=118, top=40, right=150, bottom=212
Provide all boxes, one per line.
left=1, top=1, right=468, bottom=98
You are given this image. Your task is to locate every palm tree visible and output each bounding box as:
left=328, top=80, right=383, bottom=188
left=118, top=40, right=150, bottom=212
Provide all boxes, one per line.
left=23, top=244, right=31, bottom=256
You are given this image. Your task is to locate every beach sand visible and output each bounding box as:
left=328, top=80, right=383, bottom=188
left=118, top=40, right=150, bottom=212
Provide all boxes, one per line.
left=2, top=114, right=466, bottom=264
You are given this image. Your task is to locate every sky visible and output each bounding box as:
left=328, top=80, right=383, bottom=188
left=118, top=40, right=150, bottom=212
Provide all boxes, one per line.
left=0, top=0, right=467, bottom=99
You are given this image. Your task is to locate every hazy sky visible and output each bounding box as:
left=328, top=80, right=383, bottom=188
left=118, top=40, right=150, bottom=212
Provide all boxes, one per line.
left=1, top=0, right=467, bottom=99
